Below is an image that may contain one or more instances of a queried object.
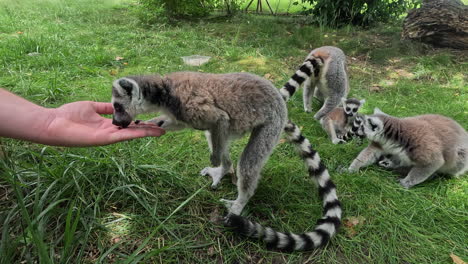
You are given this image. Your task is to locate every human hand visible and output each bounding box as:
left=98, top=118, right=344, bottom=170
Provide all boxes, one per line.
left=43, top=101, right=165, bottom=147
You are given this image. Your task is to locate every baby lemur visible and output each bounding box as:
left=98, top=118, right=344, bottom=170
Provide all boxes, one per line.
left=319, top=98, right=365, bottom=144
left=348, top=108, right=468, bottom=188
left=111, top=72, right=341, bottom=251
left=280, top=46, right=350, bottom=120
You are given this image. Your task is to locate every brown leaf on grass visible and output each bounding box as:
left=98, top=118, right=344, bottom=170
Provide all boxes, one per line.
left=279, top=138, right=286, bottom=144
left=450, top=253, right=467, bottom=264
left=111, top=237, right=121, bottom=244
left=263, top=73, right=274, bottom=80
left=109, top=69, right=118, bottom=76
left=343, top=216, right=365, bottom=238
left=395, top=69, right=414, bottom=78
left=207, top=245, right=216, bottom=256
left=344, top=216, right=365, bottom=227
left=115, top=56, right=124, bottom=61
left=17, top=31, right=23, bottom=34
left=369, top=85, right=382, bottom=92
left=209, top=207, right=220, bottom=223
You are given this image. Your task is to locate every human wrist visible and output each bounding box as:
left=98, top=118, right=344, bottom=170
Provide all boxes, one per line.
left=31, top=107, right=58, bottom=145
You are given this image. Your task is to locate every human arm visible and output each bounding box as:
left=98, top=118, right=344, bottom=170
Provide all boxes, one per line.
left=0, top=88, right=165, bottom=147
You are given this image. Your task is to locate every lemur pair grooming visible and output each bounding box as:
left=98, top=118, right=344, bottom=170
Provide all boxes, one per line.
left=111, top=72, right=342, bottom=251
left=348, top=109, right=468, bottom=188
left=279, top=46, right=365, bottom=144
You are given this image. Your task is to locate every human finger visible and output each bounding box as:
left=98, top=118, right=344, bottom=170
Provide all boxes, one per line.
left=93, top=102, right=114, bottom=115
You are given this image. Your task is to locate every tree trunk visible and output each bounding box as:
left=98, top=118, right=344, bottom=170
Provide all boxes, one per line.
left=402, top=0, right=468, bottom=49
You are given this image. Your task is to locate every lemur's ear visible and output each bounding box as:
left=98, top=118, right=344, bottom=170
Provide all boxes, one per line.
left=341, top=97, right=347, bottom=106
left=119, top=78, right=134, bottom=96
left=373, top=107, right=387, bottom=115
left=360, top=99, right=366, bottom=105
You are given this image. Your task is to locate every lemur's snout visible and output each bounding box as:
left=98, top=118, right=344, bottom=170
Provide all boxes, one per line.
left=112, top=117, right=131, bottom=128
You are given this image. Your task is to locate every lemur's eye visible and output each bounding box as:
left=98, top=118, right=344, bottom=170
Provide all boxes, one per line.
left=345, top=107, right=350, bottom=111
left=353, top=108, right=357, bottom=112
left=368, top=119, right=378, bottom=131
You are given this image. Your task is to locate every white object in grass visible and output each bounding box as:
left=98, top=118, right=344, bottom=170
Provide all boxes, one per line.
left=181, top=55, right=211, bottom=66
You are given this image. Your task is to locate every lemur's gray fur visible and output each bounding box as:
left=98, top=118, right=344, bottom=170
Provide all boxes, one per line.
left=348, top=108, right=468, bottom=188
left=111, top=72, right=341, bottom=251
left=319, top=98, right=365, bottom=144
left=280, top=46, right=350, bottom=120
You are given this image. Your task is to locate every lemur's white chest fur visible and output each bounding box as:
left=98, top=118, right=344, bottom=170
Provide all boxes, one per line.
left=378, top=139, right=413, bottom=167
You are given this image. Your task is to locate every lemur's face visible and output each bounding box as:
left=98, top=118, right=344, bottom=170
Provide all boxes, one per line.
left=111, top=78, right=140, bottom=128
left=341, top=98, right=365, bottom=117
left=362, top=115, right=384, bottom=139
left=344, top=103, right=360, bottom=117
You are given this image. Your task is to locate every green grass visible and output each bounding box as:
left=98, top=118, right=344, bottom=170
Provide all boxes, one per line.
left=0, top=0, right=467, bottom=263
left=242, top=0, right=313, bottom=14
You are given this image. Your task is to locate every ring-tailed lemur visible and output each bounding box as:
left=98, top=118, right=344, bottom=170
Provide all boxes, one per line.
left=319, top=98, right=365, bottom=144
left=339, top=113, right=365, bottom=142
left=348, top=108, right=468, bottom=188
left=280, top=46, right=350, bottom=120
left=111, top=72, right=341, bottom=251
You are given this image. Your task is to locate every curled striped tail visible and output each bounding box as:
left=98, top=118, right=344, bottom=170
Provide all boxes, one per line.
left=280, top=57, right=324, bottom=101
left=224, top=121, right=342, bottom=251
left=340, top=114, right=365, bottom=142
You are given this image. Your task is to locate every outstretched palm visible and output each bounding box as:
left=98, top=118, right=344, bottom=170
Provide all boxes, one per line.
left=45, top=101, right=165, bottom=147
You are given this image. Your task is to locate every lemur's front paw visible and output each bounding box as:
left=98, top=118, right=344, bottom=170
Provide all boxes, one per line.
left=201, top=167, right=224, bottom=189
left=145, top=115, right=171, bottom=128
left=332, top=138, right=346, bottom=145
left=399, top=178, right=414, bottom=189
left=378, top=160, right=391, bottom=168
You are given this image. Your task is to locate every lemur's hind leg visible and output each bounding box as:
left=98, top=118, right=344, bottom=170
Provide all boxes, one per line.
left=303, top=78, right=317, bottom=113
left=400, top=160, right=443, bottom=188
left=221, top=123, right=281, bottom=215
left=323, top=119, right=345, bottom=145
left=200, top=122, right=233, bottom=189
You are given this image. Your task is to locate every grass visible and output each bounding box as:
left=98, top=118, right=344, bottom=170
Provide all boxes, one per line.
left=0, top=0, right=467, bottom=263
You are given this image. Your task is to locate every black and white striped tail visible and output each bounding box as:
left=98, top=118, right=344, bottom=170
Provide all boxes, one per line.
left=224, top=121, right=342, bottom=251
left=280, top=57, right=323, bottom=101
left=341, top=114, right=365, bottom=142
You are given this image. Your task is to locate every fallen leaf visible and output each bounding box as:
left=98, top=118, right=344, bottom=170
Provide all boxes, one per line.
left=450, top=254, right=466, bottom=264
left=17, top=31, right=23, bottom=34
left=279, top=138, right=286, bottom=144
left=395, top=69, right=414, bottom=78
left=209, top=207, right=220, bottom=223
left=109, top=69, right=118, bottom=76
left=115, top=56, right=124, bottom=61
left=369, top=85, right=382, bottom=92
left=344, top=216, right=365, bottom=227
left=207, top=246, right=216, bottom=256
left=111, top=237, right=121, bottom=244
left=343, top=216, right=365, bottom=238
left=123, top=62, right=128, bottom=65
